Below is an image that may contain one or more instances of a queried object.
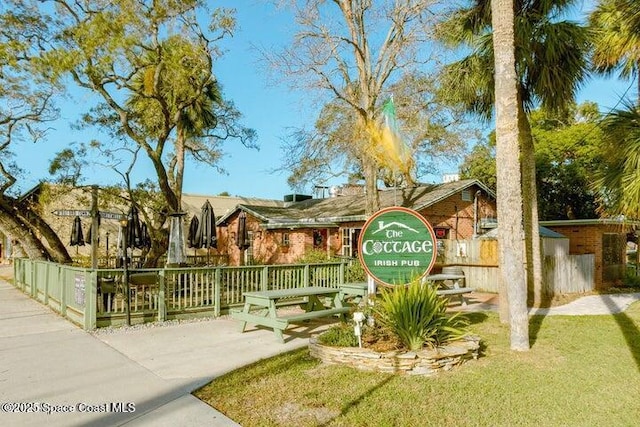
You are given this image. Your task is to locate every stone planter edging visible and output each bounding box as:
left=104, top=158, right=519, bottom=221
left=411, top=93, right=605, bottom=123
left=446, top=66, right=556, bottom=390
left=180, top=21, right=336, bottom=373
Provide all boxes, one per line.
left=309, top=335, right=480, bottom=376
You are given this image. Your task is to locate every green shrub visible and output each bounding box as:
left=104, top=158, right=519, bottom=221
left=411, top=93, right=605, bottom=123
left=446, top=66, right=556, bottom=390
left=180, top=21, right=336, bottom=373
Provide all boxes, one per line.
left=623, top=272, right=640, bottom=288
left=317, top=323, right=359, bottom=347
left=295, top=249, right=336, bottom=264
left=345, top=261, right=366, bottom=282
left=374, top=280, right=468, bottom=351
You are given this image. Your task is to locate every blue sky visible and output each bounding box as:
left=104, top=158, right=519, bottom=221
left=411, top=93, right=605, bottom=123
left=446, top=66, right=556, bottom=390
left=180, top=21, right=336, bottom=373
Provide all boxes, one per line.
left=11, top=1, right=637, bottom=201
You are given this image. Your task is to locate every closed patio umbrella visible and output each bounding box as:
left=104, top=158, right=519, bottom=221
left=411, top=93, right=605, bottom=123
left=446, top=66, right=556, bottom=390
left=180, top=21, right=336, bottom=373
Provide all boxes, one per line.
left=140, top=222, right=151, bottom=250
left=195, top=200, right=217, bottom=264
left=70, top=215, right=85, bottom=256
left=70, top=215, right=85, bottom=247
left=195, top=200, right=217, bottom=248
left=236, top=211, right=250, bottom=250
left=127, top=205, right=143, bottom=249
left=187, top=215, right=200, bottom=248
left=187, top=215, right=200, bottom=263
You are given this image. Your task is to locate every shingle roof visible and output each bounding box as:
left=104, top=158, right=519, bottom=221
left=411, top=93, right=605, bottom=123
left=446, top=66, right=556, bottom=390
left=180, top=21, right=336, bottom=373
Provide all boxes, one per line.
left=217, top=179, right=494, bottom=229
left=181, top=194, right=283, bottom=220
left=481, top=226, right=567, bottom=239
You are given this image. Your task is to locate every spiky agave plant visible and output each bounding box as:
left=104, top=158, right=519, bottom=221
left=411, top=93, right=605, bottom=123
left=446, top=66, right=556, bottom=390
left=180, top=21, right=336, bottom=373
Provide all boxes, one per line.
left=374, top=279, right=468, bottom=351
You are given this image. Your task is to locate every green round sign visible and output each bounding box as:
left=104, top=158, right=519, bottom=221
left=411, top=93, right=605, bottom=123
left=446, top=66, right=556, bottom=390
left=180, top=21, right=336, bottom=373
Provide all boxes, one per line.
left=358, top=207, right=437, bottom=286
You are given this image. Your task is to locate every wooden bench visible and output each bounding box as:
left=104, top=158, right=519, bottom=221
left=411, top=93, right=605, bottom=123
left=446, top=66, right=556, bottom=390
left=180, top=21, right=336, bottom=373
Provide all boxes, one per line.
left=231, top=286, right=352, bottom=343
left=339, top=282, right=368, bottom=304
left=436, top=287, right=475, bottom=306
left=426, top=273, right=474, bottom=306
left=425, top=273, right=465, bottom=288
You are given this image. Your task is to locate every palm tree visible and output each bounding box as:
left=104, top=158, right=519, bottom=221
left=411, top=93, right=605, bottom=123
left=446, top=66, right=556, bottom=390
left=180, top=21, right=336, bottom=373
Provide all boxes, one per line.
left=127, top=36, right=223, bottom=208
left=595, top=102, right=640, bottom=217
left=491, top=0, right=529, bottom=350
left=170, top=80, right=222, bottom=206
left=125, top=37, right=225, bottom=265
left=438, top=0, right=591, bottom=307
left=590, top=1, right=640, bottom=218
left=589, top=0, right=640, bottom=103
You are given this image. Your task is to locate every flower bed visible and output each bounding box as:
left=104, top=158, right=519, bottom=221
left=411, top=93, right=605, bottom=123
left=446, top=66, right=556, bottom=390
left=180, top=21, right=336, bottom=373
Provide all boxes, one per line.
left=309, top=334, right=480, bottom=376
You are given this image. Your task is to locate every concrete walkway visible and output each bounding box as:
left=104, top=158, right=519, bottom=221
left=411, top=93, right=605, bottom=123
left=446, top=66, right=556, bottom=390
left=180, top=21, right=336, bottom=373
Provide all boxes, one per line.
left=528, top=292, right=640, bottom=316
left=458, top=291, right=640, bottom=315
left=0, top=277, right=334, bottom=427
left=1, top=269, right=640, bottom=426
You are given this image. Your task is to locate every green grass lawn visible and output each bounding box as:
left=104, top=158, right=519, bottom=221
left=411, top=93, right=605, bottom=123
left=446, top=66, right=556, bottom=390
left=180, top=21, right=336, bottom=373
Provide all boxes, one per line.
left=195, top=303, right=640, bottom=426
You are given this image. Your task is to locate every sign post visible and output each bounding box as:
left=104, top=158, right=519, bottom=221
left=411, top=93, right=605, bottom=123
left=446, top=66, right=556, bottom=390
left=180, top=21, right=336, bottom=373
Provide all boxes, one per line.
left=90, top=186, right=99, bottom=269
left=358, top=207, right=437, bottom=286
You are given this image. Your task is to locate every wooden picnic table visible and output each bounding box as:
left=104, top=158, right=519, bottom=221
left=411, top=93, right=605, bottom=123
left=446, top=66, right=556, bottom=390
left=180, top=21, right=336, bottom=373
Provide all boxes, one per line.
left=231, top=286, right=353, bottom=343
left=425, top=273, right=475, bottom=306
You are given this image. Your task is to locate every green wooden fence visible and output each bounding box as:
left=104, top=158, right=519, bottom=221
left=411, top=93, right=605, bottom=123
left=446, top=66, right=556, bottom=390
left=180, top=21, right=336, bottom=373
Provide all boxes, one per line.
left=12, top=258, right=353, bottom=329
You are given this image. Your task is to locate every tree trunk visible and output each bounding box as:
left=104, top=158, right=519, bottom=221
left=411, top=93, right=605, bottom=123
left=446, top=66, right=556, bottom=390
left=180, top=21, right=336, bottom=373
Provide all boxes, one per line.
left=363, top=154, right=380, bottom=215
left=174, top=124, right=186, bottom=208
left=21, top=209, right=73, bottom=264
left=146, top=148, right=181, bottom=213
left=491, top=0, right=530, bottom=351
left=143, top=226, right=169, bottom=268
left=0, top=202, right=50, bottom=261
left=518, top=99, right=543, bottom=307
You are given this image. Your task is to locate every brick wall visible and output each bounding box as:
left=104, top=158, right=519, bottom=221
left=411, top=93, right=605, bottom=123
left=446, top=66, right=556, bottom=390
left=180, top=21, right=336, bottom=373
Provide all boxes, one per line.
left=544, top=223, right=629, bottom=290
left=420, top=191, right=496, bottom=240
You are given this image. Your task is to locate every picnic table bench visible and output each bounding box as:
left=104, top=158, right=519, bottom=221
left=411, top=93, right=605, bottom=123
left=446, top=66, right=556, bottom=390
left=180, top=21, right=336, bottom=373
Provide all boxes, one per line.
left=231, top=286, right=353, bottom=343
left=425, top=273, right=475, bottom=306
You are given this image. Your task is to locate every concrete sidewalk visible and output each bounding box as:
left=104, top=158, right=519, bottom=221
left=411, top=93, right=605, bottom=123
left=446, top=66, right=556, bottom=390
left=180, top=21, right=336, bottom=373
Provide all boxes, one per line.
left=458, top=291, right=640, bottom=315
left=2, top=268, right=640, bottom=426
left=0, top=278, right=334, bottom=427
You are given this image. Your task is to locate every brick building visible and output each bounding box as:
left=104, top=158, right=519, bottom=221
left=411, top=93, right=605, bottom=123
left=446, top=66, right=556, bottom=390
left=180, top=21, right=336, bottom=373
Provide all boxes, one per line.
left=215, top=179, right=496, bottom=265
left=540, top=219, right=638, bottom=289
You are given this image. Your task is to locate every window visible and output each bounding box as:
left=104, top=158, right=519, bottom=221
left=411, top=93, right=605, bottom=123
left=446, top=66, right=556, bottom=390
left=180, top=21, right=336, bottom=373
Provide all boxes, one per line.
left=341, top=228, right=361, bottom=257
left=282, top=232, right=290, bottom=246
left=313, top=230, right=324, bottom=248
left=461, top=189, right=472, bottom=201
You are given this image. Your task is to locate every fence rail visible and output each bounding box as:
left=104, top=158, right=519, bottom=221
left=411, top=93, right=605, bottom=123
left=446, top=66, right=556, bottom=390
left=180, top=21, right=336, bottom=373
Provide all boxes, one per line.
left=12, top=258, right=351, bottom=329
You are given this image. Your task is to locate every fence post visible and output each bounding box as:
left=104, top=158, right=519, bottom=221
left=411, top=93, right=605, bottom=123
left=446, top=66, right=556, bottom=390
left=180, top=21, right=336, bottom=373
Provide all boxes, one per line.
left=214, top=268, right=221, bottom=317
left=261, top=266, right=269, bottom=291
left=60, top=264, right=66, bottom=317
left=157, top=269, right=166, bottom=322
left=43, top=262, right=50, bottom=305
left=303, top=264, right=310, bottom=287
left=12, top=260, right=18, bottom=289
left=30, top=261, right=37, bottom=298
left=84, top=269, right=97, bottom=330
left=339, top=261, right=345, bottom=286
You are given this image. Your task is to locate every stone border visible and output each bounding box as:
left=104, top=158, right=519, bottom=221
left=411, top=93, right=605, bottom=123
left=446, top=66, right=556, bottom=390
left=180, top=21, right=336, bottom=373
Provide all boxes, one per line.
left=309, top=335, right=480, bottom=376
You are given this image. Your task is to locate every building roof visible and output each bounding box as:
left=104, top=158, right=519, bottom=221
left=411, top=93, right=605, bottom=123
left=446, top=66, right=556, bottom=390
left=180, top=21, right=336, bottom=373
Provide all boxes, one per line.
left=540, top=218, right=640, bottom=227
left=217, top=179, right=495, bottom=229
left=181, top=193, right=283, bottom=221
left=481, top=225, right=567, bottom=239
